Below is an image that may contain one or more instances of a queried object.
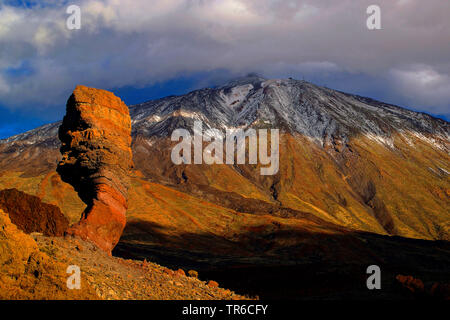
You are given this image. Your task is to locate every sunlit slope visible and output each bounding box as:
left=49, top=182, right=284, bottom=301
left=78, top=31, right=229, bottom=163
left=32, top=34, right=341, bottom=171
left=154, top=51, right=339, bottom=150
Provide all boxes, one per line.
left=0, top=170, right=345, bottom=255
left=277, top=133, right=450, bottom=240
left=0, top=128, right=448, bottom=242
left=129, top=131, right=449, bottom=240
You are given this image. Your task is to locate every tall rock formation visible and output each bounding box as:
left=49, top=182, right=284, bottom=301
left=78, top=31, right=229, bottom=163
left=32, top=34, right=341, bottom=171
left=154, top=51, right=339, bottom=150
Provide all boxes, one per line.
left=57, top=85, right=133, bottom=253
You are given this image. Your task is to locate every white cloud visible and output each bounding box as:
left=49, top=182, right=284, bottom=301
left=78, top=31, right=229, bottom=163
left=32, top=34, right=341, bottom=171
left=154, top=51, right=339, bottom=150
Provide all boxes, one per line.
left=0, top=75, right=10, bottom=94
left=0, top=6, right=22, bottom=37
left=390, top=65, right=450, bottom=116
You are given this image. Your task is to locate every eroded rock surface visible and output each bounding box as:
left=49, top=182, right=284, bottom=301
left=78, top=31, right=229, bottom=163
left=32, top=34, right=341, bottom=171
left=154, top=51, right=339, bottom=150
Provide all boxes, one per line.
left=57, top=85, right=133, bottom=253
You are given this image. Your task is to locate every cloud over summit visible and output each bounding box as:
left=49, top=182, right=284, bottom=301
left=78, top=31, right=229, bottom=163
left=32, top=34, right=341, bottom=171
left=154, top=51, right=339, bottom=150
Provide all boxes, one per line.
left=0, top=0, right=449, bottom=118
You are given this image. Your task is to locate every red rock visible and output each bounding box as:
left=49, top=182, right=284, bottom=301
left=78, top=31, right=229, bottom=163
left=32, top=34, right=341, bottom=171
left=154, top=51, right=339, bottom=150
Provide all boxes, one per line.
left=163, top=268, right=175, bottom=276
left=207, top=280, right=219, bottom=288
left=0, top=188, right=69, bottom=236
left=430, top=282, right=450, bottom=300
left=395, top=274, right=425, bottom=294
left=57, top=85, right=133, bottom=253
left=176, top=269, right=186, bottom=277
left=188, top=270, right=199, bottom=278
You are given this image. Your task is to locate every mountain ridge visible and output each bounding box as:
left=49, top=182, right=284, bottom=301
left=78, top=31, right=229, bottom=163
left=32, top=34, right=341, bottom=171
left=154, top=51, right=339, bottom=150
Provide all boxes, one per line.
left=3, top=78, right=448, bottom=149
left=0, top=77, right=449, bottom=243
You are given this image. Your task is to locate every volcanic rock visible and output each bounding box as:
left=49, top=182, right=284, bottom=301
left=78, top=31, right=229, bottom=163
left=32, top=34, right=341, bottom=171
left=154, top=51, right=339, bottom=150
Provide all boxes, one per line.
left=430, top=282, right=450, bottom=300
left=176, top=268, right=186, bottom=277
left=396, top=274, right=425, bottom=295
left=57, top=85, right=133, bottom=253
left=0, top=209, right=97, bottom=299
left=0, top=188, right=69, bottom=236
left=207, top=280, right=219, bottom=288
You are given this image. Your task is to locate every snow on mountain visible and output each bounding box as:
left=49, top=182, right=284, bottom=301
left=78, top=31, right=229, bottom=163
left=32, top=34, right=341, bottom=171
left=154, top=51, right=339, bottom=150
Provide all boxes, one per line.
left=130, top=76, right=449, bottom=151
left=2, top=76, right=449, bottom=152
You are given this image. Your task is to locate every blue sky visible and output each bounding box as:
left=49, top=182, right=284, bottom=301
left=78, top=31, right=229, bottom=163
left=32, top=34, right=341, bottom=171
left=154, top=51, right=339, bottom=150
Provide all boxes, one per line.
left=0, top=0, right=449, bottom=139
left=3, top=0, right=71, bottom=8
left=0, top=73, right=210, bottom=138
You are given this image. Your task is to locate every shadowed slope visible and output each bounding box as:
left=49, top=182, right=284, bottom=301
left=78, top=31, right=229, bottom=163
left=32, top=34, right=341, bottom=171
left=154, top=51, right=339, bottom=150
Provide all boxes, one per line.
left=0, top=188, right=69, bottom=236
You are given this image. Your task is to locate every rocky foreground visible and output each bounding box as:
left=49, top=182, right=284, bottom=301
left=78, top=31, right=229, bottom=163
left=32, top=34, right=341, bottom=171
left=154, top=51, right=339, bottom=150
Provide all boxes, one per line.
left=0, top=208, right=248, bottom=300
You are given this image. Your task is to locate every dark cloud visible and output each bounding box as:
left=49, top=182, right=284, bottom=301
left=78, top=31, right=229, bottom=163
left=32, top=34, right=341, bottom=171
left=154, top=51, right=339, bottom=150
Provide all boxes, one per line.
left=0, top=0, right=449, bottom=119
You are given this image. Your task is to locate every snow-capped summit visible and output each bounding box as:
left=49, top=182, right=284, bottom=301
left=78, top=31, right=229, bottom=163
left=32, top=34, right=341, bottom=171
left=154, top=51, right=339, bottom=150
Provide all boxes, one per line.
left=2, top=77, right=449, bottom=153
left=128, top=77, right=449, bottom=151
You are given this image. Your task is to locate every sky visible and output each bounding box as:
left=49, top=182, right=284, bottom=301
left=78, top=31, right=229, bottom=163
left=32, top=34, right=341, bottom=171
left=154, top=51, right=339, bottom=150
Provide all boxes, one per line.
left=0, top=0, right=449, bottom=138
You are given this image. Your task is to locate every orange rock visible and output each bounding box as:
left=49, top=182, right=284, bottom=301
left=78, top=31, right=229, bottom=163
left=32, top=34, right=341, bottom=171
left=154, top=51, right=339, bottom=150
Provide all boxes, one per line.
left=163, top=268, right=175, bottom=276
left=57, top=85, right=133, bottom=254
left=430, top=282, right=450, bottom=300
left=188, top=270, right=199, bottom=278
left=176, top=269, right=186, bottom=277
left=207, top=280, right=219, bottom=288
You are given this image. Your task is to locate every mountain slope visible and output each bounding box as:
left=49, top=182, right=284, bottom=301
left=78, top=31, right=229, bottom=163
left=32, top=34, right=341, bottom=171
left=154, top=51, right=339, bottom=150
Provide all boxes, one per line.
left=123, top=76, right=450, bottom=240
left=0, top=77, right=449, bottom=242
